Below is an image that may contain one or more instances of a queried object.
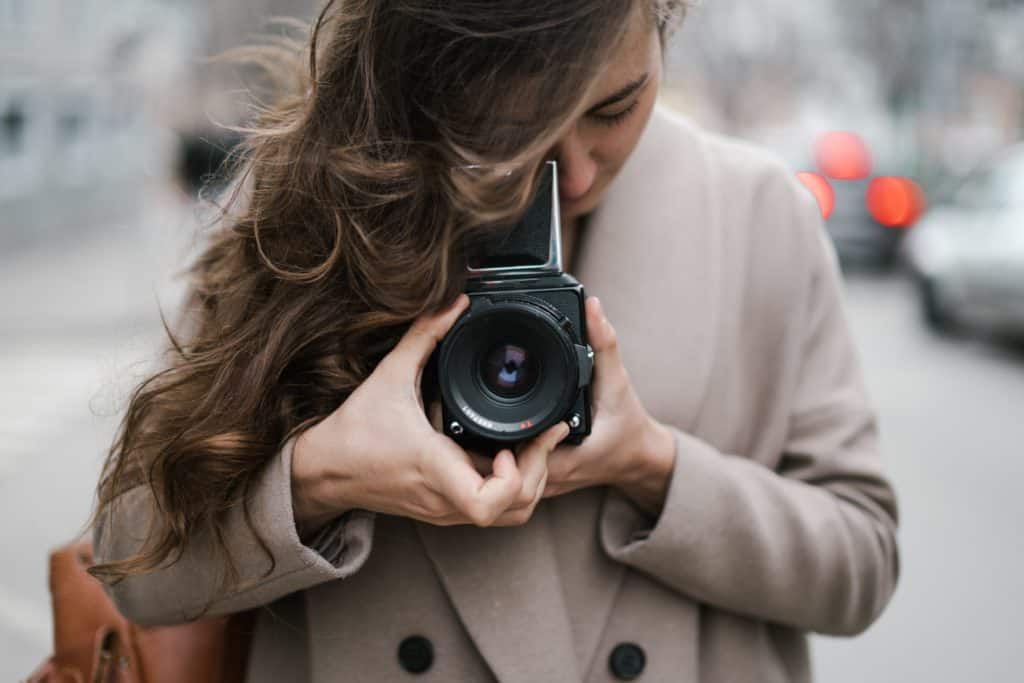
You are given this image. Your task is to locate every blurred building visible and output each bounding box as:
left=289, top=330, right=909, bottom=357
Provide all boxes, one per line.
left=156, top=0, right=320, bottom=192
left=0, top=0, right=191, bottom=249
left=173, top=0, right=319, bottom=134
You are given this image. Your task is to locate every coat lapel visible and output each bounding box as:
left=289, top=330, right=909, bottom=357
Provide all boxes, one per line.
left=546, top=488, right=628, bottom=676
left=574, top=104, right=721, bottom=435
left=415, top=505, right=581, bottom=683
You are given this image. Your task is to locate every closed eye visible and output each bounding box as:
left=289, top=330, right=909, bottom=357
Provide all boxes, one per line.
left=589, top=100, right=640, bottom=127
left=584, top=73, right=649, bottom=128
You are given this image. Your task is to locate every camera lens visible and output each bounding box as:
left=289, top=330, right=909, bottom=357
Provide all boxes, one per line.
left=438, top=294, right=581, bottom=443
left=480, top=342, right=539, bottom=399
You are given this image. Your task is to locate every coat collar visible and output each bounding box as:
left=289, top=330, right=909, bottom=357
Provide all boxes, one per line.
left=416, top=105, right=721, bottom=683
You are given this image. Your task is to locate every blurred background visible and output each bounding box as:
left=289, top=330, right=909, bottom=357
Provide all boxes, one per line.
left=3, top=1, right=1023, bottom=680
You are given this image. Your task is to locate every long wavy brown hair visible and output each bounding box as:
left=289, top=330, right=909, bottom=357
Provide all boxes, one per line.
left=85, top=0, right=686, bottom=611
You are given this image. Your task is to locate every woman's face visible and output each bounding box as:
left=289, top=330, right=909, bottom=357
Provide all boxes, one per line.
left=551, top=7, right=664, bottom=224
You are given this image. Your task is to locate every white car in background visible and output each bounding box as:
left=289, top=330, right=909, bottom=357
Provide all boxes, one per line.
left=903, top=143, right=1024, bottom=336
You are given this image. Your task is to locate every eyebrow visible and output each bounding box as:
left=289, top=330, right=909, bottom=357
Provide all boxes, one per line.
left=586, top=73, right=650, bottom=113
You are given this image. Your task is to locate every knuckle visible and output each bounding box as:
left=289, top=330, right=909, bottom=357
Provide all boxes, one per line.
left=507, top=465, right=524, bottom=491
left=496, top=508, right=528, bottom=527
left=472, top=514, right=496, bottom=528
left=415, top=323, right=442, bottom=347
left=516, top=486, right=534, bottom=508
left=530, top=483, right=546, bottom=506
left=510, top=507, right=533, bottom=525
left=465, top=500, right=496, bottom=528
left=398, top=326, right=429, bottom=356
left=401, top=329, right=425, bottom=356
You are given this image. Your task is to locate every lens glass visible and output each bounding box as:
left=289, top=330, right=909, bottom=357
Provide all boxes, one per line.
left=480, top=342, right=539, bottom=399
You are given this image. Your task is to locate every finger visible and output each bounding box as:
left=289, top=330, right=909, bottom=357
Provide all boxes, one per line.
left=489, top=500, right=538, bottom=527
left=469, top=449, right=524, bottom=524
left=435, top=482, right=539, bottom=526
left=387, top=294, right=469, bottom=380
left=467, top=450, right=493, bottom=477
left=514, top=422, right=569, bottom=505
left=586, top=296, right=628, bottom=388
left=544, top=449, right=567, bottom=486
left=545, top=435, right=587, bottom=480
left=541, top=481, right=562, bottom=499
left=436, top=445, right=521, bottom=527
left=493, top=454, right=551, bottom=525
left=422, top=511, right=468, bottom=526
left=586, top=296, right=619, bottom=356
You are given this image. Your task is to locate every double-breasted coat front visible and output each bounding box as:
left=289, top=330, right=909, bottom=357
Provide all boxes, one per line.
left=94, top=105, right=901, bottom=682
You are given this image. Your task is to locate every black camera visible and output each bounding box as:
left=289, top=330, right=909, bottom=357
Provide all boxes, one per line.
left=428, top=161, right=594, bottom=455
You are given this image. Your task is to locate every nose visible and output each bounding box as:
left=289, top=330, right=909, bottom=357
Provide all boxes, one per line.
left=553, top=127, right=597, bottom=202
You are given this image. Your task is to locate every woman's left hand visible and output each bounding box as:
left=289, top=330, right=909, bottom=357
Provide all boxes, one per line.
left=539, top=296, right=677, bottom=515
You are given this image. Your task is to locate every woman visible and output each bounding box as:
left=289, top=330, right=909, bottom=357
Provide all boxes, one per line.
left=88, top=1, right=901, bottom=681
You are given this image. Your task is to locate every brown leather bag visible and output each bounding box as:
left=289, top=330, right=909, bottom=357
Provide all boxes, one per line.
left=25, top=540, right=255, bottom=683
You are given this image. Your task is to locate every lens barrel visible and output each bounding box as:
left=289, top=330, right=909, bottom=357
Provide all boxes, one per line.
left=438, top=295, right=581, bottom=443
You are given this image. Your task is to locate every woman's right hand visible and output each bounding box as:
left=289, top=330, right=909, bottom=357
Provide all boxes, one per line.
left=291, top=293, right=570, bottom=535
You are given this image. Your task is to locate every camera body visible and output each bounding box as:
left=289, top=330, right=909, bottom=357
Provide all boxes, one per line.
left=428, top=161, right=594, bottom=454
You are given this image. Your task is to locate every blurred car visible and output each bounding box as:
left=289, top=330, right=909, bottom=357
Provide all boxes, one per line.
left=177, top=128, right=245, bottom=195
left=902, top=143, right=1024, bottom=336
left=827, top=176, right=907, bottom=270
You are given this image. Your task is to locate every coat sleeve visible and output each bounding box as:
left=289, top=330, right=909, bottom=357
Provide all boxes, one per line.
left=599, top=178, right=901, bottom=637
left=92, top=435, right=375, bottom=626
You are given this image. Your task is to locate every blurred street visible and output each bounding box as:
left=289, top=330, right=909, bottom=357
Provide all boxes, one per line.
left=0, top=186, right=195, bottom=678
left=813, top=273, right=1024, bottom=683
left=3, top=200, right=1024, bottom=680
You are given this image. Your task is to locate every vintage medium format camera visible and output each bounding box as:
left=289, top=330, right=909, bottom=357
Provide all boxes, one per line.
left=427, top=161, right=594, bottom=455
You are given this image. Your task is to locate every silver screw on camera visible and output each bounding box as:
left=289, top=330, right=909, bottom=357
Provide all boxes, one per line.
left=568, top=414, right=582, bottom=429
left=449, top=421, right=464, bottom=435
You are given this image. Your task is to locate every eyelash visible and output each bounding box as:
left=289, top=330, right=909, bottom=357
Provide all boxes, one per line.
left=590, top=100, right=639, bottom=128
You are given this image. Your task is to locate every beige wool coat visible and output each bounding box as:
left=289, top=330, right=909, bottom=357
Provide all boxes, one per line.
left=93, top=105, right=901, bottom=682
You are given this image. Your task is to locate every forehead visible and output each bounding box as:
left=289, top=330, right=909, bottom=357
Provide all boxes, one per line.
left=589, top=4, right=658, bottom=93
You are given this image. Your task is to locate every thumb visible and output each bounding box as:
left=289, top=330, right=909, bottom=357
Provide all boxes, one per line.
left=389, top=294, right=469, bottom=379
left=586, top=296, right=627, bottom=388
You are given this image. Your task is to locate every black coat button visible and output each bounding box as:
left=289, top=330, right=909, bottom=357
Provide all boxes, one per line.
left=609, top=642, right=646, bottom=680
left=398, top=635, right=434, bottom=674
